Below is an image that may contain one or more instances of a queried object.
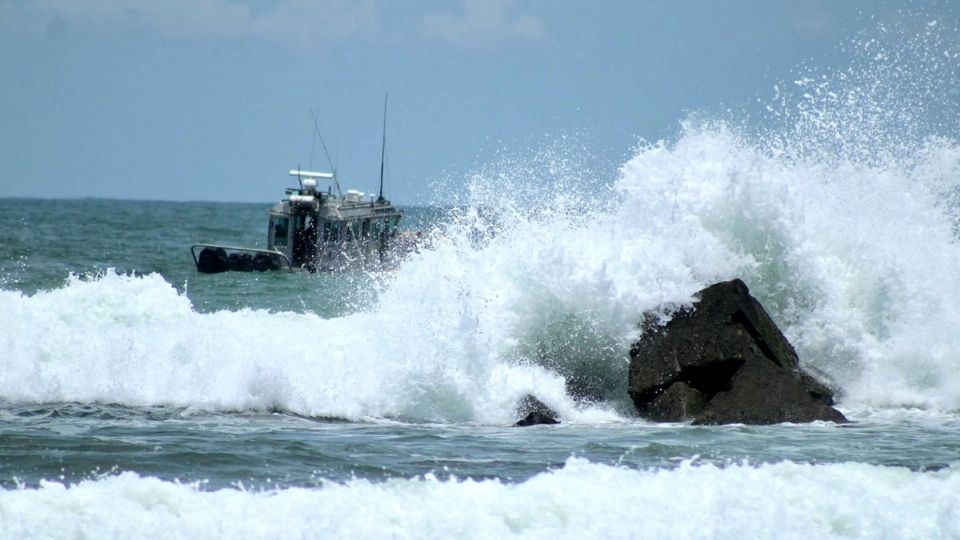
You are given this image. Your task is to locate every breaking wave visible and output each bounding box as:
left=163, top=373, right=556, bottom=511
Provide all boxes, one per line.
left=2, top=18, right=960, bottom=419
left=2, top=458, right=959, bottom=539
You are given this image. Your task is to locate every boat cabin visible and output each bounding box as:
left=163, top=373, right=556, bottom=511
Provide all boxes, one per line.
left=267, top=170, right=403, bottom=271
left=192, top=169, right=403, bottom=273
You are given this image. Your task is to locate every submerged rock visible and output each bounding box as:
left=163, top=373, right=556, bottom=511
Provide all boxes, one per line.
left=514, top=395, right=560, bottom=427
left=628, top=279, right=847, bottom=425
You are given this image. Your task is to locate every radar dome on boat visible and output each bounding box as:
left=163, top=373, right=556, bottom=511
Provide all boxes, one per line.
left=302, top=178, right=317, bottom=192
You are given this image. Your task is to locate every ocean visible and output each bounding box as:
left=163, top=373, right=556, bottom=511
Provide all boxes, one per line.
left=3, top=22, right=960, bottom=540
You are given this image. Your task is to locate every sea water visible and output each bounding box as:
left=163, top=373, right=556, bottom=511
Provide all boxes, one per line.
left=2, top=20, right=960, bottom=540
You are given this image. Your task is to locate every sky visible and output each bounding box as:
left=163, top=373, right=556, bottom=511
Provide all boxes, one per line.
left=0, top=0, right=957, bottom=204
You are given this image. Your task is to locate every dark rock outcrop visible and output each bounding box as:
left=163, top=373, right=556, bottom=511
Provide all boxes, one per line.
left=628, top=279, right=847, bottom=425
left=514, top=395, right=560, bottom=427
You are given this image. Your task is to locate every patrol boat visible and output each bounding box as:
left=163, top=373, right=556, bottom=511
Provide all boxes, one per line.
left=191, top=169, right=403, bottom=273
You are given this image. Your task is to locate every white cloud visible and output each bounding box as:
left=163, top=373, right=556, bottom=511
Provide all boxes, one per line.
left=7, top=0, right=544, bottom=50
left=422, top=0, right=545, bottom=49
left=14, top=0, right=380, bottom=44
left=249, top=0, right=380, bottom=45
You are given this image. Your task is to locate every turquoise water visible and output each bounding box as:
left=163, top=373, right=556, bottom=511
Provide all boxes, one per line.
left=2, top=403, right=958, bottom=492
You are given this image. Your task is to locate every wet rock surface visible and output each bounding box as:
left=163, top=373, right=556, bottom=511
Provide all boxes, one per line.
left=628, top=279, right=847, bottom=425
left=514, top=395, right=560, bottom=427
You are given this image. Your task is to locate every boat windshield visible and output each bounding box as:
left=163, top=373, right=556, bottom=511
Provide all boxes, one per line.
left=272, top=217, right=289, bottom=247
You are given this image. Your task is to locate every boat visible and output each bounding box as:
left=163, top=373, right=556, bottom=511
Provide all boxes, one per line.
left=192, top=95, right=411, bottom=274
left=191, top=169, right=404, bottom=273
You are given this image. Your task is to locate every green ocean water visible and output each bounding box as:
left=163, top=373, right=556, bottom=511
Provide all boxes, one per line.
left=1, top=198, right=441, bottom=315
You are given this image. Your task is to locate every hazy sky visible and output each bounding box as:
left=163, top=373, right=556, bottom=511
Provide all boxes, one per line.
left=1, top=0, right=956, bottom=204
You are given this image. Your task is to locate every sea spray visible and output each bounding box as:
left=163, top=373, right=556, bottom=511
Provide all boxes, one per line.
left=3, top=19, right=960, bottom=419
left=0, top=270, right=600, bottom=423
left=3, top=139, right=959, bottom=416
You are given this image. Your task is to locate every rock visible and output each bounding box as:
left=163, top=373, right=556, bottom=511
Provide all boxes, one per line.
left=628, top=279, right=847, bottom=425
left=514, top=395, right=560, bottom=427
left=694, top=359, right=845, bottom=425
left=645, top=381, right=707, bottom=422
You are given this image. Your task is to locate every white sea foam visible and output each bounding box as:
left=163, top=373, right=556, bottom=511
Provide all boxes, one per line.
left=613, top=126, right=960, bottom=410
left=2, top=21, right=960, bottom=419
left=2, top=133, right=960, bottom=420
left=0, top=270, right=619, bottom=423
left=1, top=458, right=958, bottom=539
left=2, top=126, right=960, bottom=419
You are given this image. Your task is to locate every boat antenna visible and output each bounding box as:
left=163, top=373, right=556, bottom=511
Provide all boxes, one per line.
left=309, top=108, right=342, bottom=197
left=308, top=109, right=318, bottom=169
left=296, top=164, right=303, bottom=189
left=378, top=92, right=388, bottom=203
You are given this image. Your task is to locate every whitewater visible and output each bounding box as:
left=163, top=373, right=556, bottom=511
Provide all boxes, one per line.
left=2, top=18, right=960, bottom=540
left=3, top=459, right=959, bottom=540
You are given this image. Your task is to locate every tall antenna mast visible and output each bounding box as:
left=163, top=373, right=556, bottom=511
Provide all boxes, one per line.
left=378, top=92, right=388, bottom=203
left=310, top=108, right=341, bottom=197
